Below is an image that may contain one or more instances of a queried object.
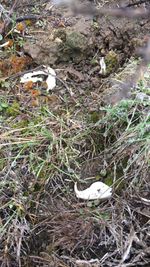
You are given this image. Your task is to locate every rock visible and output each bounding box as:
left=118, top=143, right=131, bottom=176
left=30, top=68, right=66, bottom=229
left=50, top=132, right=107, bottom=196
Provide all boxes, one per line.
left=23, top=27, right=94, bottom=65
left=23, top=36, right=62, bottom=65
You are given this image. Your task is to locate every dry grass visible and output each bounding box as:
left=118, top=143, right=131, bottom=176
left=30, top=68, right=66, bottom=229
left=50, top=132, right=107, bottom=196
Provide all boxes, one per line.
left=0, top=1, right=150, bottom=266
left=0, top=91, right=149, bottom=266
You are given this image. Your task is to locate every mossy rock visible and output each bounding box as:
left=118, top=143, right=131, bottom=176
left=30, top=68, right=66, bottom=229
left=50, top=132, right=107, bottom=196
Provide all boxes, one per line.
left=65, top=31, right=87, bottom=50
left=105, top=50, right=119, bottom=75
left=62, top=31, right=88, bottom=62
left=53, top=29, right=66, bottom=42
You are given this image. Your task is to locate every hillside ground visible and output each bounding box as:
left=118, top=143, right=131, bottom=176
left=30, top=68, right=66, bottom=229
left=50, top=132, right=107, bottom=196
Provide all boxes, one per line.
left=0, top=1, right=149, bottom=266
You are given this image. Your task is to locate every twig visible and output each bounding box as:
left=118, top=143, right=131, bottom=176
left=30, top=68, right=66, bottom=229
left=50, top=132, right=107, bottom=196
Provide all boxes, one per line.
left=15, top=14, right=47, bottom=23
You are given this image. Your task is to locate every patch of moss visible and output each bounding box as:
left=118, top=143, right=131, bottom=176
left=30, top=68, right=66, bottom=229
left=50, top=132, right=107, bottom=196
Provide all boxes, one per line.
left=95, top=174, right=101, bottom=180
left=104, top=176, right=113, bottom=186
left=6, top=101, right=20, bottom=117
left=105, top=50, right=119, bottom=75
left=104, top=168, right=126, bottom=193
left=65, top=32, right=87, bottom=51
left=62, top=31, right=88, bottom=62
left=54, top=29, right=66, bottom=42
left=89, top=111, right=100, bottom=123
left=28, top=116, right=43, bottom=127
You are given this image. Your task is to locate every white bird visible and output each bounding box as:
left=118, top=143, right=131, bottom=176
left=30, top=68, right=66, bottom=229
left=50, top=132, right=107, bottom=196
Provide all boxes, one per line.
left=74, top=181, right=112, bottom=200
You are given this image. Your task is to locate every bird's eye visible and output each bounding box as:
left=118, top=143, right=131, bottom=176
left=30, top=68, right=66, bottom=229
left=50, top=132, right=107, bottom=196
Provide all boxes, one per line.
left=97, top=189, right=101, bottom=193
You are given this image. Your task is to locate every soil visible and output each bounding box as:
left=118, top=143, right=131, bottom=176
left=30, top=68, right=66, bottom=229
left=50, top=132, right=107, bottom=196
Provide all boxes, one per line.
left=22, top=0, right=150, bottom=108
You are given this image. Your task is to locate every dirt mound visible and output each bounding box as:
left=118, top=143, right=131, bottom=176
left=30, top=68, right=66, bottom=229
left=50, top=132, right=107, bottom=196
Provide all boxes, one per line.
left=22, top=0, right=150, bottom=106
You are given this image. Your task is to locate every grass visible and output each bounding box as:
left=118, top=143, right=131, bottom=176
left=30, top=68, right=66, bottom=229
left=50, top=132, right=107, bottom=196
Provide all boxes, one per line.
left=0, top=1, right=150, bottom=266
left=0, top=66, right=149, bottom=266
left=0, top=4, right=149, bottom=264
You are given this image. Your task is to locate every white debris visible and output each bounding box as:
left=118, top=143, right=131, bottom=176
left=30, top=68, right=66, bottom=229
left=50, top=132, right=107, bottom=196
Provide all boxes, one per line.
left=99, top=57, right=106, bottom=75
left=74, top=181, right=112, bottom=200
left=0, top=41, right=9, bottom=48
left=20, top=66, right=56, bottom=92
left=20, top=71, right=43, bottom=83
left=46, top=67, right=56, bottom=91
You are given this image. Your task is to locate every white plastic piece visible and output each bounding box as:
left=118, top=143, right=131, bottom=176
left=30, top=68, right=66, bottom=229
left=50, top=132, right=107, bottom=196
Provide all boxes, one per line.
left=20, top=71, right=43, bottom=83
left=20, top=66, right=56, bottom=92
left=99, top=57, right=106, bottom=75
left=46, top=67, right=56, bottom=91
left=74, top=181, right=112, bottom=200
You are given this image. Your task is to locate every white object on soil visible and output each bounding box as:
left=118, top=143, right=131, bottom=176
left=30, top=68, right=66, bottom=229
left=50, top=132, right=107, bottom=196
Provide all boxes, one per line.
left=20, top=66, right=56, bottom=92
left=99, top=57, right=106, bottom=75
left=74, top=181, right=112, bottom=200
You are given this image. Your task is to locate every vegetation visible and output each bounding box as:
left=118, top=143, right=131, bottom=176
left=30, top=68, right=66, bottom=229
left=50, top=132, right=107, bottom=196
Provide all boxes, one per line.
left=0, top=0, right=149, bottom=267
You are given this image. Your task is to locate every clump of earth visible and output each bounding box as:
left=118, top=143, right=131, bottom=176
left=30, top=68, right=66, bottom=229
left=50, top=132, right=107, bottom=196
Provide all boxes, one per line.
left=23, top=0, right=149, bottom=106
